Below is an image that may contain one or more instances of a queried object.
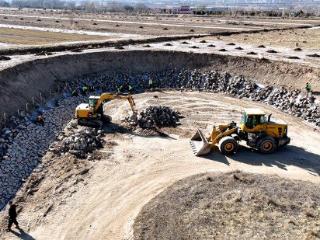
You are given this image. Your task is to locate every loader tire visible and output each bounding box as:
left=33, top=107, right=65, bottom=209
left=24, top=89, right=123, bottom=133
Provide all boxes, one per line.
left=219, top=136, right=238, bottom=155
left=257, top=136, right=276, bottom=154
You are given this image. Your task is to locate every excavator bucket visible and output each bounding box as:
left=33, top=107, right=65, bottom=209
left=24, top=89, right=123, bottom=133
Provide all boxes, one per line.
left=126, top=112, right=138, bottom=125
left=190, top=129, right=212, bottom=156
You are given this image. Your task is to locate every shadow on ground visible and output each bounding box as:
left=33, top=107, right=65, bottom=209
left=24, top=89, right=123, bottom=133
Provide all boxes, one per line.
left=103, top=122, right=177, bottom=139
left=10, top=228, right=35, bottom=240
left=204, top=144, right=320, bottom=176
left=103, top=122, right=130, bottom=134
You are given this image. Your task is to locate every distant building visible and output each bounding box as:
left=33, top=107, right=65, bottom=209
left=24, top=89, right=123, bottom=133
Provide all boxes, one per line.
left=178, top=6, right=192, bottom=14
left=161, top=5, right=192, bottom=14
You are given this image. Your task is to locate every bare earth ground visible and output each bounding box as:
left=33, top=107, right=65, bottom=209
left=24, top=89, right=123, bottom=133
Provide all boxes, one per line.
left=217, top=27, right=320, bottom=50
left=134, top=172, right=320, bottom=240
left=0, top=13, right=251, bottom=37
left=0, top=8, right=319, bottom=53
left=0, top=9, right=319, bottom=40
left=0, top=27, right=108, bottom=45
left=1, top=91, right=320, bottom=240
left=145, top=39, right=320, bottom=69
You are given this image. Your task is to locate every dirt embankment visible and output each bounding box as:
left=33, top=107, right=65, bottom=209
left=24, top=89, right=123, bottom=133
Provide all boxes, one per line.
left=1, top=49, right=319, bottom=121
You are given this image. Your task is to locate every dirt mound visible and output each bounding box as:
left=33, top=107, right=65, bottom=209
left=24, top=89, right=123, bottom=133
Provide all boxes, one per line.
left=134, top=172, right=320, bottom=240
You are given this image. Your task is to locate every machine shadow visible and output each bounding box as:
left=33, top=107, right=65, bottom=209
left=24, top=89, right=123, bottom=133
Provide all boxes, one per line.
left=204, top=145, right=320, bottom=176
left=103, top=122, right=131, bottom=134
left=103, top=122, right=177, bottom=139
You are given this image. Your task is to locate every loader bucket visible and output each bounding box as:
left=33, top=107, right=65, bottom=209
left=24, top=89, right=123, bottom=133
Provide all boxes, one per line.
left=190, top=129, right=212, bottom=156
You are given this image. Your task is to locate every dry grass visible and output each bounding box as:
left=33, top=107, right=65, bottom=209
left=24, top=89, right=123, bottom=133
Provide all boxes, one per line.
left=134, top=172, right=320, bottom=240
left=0, top=28, right=107, bottom=45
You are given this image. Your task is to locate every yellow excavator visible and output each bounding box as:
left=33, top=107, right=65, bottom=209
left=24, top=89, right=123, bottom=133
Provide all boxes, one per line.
left=190, top=108, right=290, bottom=156
left=75, top=93, right=137, bottom=128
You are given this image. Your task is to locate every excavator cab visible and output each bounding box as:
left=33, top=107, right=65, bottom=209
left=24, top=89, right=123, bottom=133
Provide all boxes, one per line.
left=75, top=96, right=100, bottom=120
left=88, top=96, right=99, bottom=108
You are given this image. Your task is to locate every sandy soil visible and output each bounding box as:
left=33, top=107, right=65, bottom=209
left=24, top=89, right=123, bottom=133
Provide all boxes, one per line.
left=1, top=91, right=320, bottom=240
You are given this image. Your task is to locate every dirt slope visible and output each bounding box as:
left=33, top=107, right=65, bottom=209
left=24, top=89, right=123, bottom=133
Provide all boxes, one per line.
left=1, top=91, right=320, bottom=240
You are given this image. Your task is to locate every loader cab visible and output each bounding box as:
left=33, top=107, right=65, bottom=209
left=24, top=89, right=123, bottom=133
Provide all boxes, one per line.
left=240, top=109, right=268, bottom=132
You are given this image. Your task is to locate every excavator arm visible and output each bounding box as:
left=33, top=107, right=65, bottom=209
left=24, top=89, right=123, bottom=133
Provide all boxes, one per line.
left=113, top=94, right=138, bottom=115
left=93, top=93, right=138, bottom=124
left=94, top=93, right=137, bottom=115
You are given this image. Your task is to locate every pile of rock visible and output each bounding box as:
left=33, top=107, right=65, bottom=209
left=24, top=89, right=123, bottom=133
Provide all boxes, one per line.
left=137, top=106, right=181, bottom=129
left=50, top=127, right=104, bottom=159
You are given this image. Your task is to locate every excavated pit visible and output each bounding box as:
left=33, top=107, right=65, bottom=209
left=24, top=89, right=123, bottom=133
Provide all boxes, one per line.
left=0, top=49, right=320, bottom=211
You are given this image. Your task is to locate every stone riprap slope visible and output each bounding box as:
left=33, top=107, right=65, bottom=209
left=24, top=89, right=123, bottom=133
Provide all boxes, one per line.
left=0, top=68, right=319, bottom=209
left=67, top=69, right=319, bottom=125
left=0, top=96, right=85, bottom=209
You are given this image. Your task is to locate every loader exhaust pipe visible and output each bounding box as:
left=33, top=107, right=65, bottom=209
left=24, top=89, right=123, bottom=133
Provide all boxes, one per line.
left=190, top=129, right=212, bottom=156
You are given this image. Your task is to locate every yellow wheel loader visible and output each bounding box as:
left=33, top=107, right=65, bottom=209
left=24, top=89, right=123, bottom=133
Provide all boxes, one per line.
left=190, top=108, right=290, bottom=156
left=75, top=93, right=137, bottom=128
